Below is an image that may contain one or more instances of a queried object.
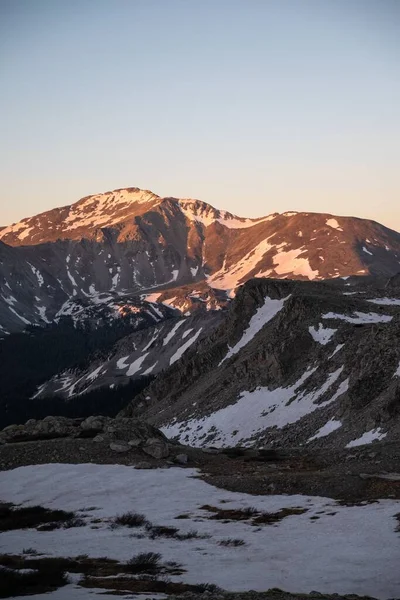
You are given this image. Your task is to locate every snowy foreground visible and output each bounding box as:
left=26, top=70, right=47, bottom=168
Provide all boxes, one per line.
left=0, top=463, right=399, bottom=599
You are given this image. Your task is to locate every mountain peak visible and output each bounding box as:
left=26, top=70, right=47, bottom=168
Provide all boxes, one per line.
left=0, top=187, right=161, bottom=246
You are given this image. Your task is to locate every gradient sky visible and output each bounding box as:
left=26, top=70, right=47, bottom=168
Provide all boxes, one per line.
left=1, top=0, right=399, bottom=230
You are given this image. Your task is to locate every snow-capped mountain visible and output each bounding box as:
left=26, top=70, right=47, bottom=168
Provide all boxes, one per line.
left=1, top=186, right=400, bottom=335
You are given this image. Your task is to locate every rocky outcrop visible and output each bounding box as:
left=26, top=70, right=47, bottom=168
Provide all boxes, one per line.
left=121, top=277, right=400, bottom=451
left=0, top=416, right=170, bottom=458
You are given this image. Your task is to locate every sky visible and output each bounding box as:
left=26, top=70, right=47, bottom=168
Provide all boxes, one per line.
left=0, top=0, right=399, bottom=230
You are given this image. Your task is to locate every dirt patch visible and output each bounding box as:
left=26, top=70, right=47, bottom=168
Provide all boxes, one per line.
left=199, top=504, right=308, bottom=525
left=80, top=576, right=221, bottom=596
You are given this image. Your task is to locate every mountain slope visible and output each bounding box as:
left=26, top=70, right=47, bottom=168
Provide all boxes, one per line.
left=32, top=309, right=224, bottom=400
left=1, top=187, right=400, bottom=334
left=121, top=275, right=400, bottom=450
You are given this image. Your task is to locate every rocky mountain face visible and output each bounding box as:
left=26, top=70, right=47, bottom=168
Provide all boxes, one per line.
left=121, top=275, right=400, bottom=451
left=33, top=310, right=224, bottom=400
left=1, top=187, right=400, bottom=335
left=1, top=186, right=400, bottom=436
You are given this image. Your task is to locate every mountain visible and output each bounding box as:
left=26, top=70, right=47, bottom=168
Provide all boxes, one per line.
left=121, top=275, right=400, bottom=450
left=32, top=310, right=224, bottom=400
left=1, top=186, right=400, bottom=431
left=1, top=186, right=400, bottom=335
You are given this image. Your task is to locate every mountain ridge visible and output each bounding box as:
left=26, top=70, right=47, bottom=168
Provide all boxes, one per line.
left=2, top=186, right=399, bottom=246
left=121, top=275, right=400, bottom=451
left=0, top=186, right=399, bottom=335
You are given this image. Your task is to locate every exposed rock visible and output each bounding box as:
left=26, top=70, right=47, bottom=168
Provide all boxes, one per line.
left=120, top=277, right=400, bottom=452
left=174, top=453, right=189, bottom=464
left=93, top=434, right=107, bottom=443
left=110, top=418, right=168, bottom=444
left=81, top=416, right=111, bottom=431
left=0, top=416, right=168, bottom=453
left=0, top=416, right=75, bottom=443
left=142, top=437, right=169, bottom=459
left=134, top=461, right=155, bottom=469
left=127, top=438, right=142, bottom=447
left=109, top=442, right=131, bottom=453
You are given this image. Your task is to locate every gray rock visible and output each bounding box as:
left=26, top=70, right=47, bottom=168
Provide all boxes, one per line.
left=81, top=416, right=109, bottom=431
left=134, top=461, right=154, bottom=469
left=0, top=416, right=168, bottom=450
left=128, top=438, right=142, bottom=447
left=175, top=453, right=189, bottom=464
left=109, top=442, right=131, bottom=453
left=142, top=437, right=169, bottom=459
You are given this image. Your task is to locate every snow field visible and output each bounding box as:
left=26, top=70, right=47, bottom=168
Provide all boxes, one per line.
left=0, top=464, right=399, bottom=599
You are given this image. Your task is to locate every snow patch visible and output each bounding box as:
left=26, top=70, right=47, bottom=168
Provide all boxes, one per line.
left=329, top=343, right=345, bottom=358
left=308, top=324, right=336, bottom=345
left=126, top=353, right=149, bottom=376
left=322, top=312, right=392, bottom=324
left=346, top=428, right=387, bottom=448
left=273, top=249, right=319, bottom=279
left=163, top=367, right=347, bottom=447
left=36, top=305, right=50, bottom=323
left=163, top=320, right=185, bottom=346
left=170, top=328, right=203, bottom=365
left=326, top=218, right=343, bottom=231
left=208, top=237, right=274, bottom=290
left=308, top=419, right=342, bottom=442
left=395, top=361, right=400, bottom=378
left=221, top=295, right=290, bottom=364
left=367, top=298, right=400, bottom=306
left=116, top=356, right=130, bottom=370
left=86, top=366, right=103, bottom=382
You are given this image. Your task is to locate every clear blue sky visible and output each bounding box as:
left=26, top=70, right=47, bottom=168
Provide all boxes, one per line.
left=1, top=0, right=399, bottom=230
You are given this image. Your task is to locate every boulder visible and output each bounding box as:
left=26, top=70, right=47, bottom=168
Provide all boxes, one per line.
left=0, top=417, right=74, bottom=443
left=109, top=442, right=131, bottom=453
left=80, top=416, right=110, bottom=431
left=111, top=418, right=168, bottom=444
left=175, top=453, right=189, bottom=465
left=0, top=416, right=169, bottom=448
left=128, top=438, right=142, bottom=447
left=93, top=434, right=108, bottom=443
left=31, top=416, right=74, bottom=438
left=142, top=437, right=169, bottom=459
left=202, top=447, right=220, bottom=455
